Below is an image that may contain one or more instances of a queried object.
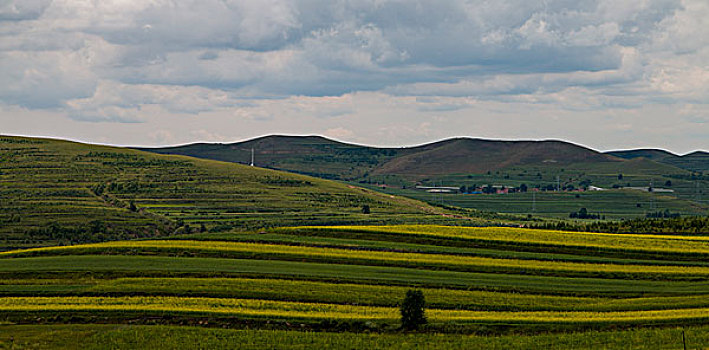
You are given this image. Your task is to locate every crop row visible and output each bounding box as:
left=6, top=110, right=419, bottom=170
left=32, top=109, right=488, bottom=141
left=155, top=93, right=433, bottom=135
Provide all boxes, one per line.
left=2, top=296, right=709, bottom=325
left=3, top=240, right=708, bottom=280
left=275, top=225, right=709, bottom=256
left=2, top=256, right=707, bottom=296
left=2, top=277, right=708, bottom=313
left=178, top=231, right=709, bottom=267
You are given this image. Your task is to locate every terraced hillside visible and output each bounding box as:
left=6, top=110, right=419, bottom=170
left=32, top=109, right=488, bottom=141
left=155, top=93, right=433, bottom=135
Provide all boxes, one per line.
left=143, top=135, right=709, bottom=219
left=0, top=136, right=494, bottom=250
left=0, top=225, right=708, bottom=349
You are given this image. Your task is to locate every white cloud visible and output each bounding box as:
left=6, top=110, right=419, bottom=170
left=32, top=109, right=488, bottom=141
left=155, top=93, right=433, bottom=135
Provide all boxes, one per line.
left=323, top=127, right=353, bottom=140
left=0, top=0, right=707, bottom=152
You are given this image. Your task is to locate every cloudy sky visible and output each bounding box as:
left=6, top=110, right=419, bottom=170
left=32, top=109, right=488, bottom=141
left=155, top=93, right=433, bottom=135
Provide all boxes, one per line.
left=1, top=0, right=708, bottom=153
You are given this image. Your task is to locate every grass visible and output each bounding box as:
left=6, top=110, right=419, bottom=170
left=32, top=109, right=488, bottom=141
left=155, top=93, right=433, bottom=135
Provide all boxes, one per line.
left=2, top=296, right=709, bottom=327
left=3, top=240, right=709, bottom=280
left=0, top=136, right=500, bottom=249
left=2, top=277, right=709, bottom=313
left=274, top=225, right=709, bottom=257
left=2, top=324, right=708, bottom=349
left=0, top=224, right=707, bottom=339
left=140, top=135, right=709, bottom=220
left=3, top=255, right=708, bottom=295
left=1, top=135, right=707, bottom=347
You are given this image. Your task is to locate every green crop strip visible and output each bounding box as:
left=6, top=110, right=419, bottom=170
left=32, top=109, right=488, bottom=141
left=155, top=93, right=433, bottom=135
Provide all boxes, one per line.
left=3, top=240, right=707, bottom=281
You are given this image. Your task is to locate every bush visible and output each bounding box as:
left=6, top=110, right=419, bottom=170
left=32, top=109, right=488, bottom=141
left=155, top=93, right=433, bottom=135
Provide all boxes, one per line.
left=400, top=290, right=426, bottom=330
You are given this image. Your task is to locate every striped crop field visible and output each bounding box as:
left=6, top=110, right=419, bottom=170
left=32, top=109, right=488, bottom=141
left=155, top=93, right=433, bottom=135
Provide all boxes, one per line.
left=1, top=225, right=708, bottom=348
left=2, top=239, right=709, bottom=280
left=274, top=225, right=709, bottom=256
left=2, top=296, right=709, bottom=325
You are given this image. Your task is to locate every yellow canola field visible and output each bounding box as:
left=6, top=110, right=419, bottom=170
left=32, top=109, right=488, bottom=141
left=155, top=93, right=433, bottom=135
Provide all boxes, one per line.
left=285, top=225, right=709, bottom=255
left=1, top=296, right=708, bottom=324
left=2, top=240, right=708, bottom=278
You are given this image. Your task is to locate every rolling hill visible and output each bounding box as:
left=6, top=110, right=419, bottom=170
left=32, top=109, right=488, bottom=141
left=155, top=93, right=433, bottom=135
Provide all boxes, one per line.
left=141, top=136, right=627, bottom=179
left=607, top=149, right=709, bottom=172
left=141, top=135, right=708, bottom=219
left=141, top=135, right=403, bottom=180
left=0, top=136, right=494, bottom=250
left=144, top=135, right=709, bottom=180
left=371, top=138, right=620, bottom=176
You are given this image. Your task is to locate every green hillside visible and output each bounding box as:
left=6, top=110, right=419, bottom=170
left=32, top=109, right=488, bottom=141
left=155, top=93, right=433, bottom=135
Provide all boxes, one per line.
left=372, top=138, right=619, bottom=176
left=0, top=136, right=497, bottom=250
left=606, top=149, right=678, bottom=162
left=140, top=135, right=404, bottom=180
left=142, top=136, right=709, bottom=220
left=608, top=149, right=709, bottom=172
left=664, top=151, right=709, bottom=173
left=142, top=136, right=625, bottom=180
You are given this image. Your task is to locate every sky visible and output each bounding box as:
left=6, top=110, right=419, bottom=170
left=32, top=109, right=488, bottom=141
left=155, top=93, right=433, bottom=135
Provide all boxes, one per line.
left=1, top=0, right=708, bottom=154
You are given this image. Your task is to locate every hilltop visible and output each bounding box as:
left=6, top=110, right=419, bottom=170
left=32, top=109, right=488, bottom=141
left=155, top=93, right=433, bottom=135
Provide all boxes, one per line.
left=141, top=135, right=400, bottom=180
left=142, top=136, right=626, bottom=179
left=371, top=138, right=619, bottom=176
left=142, top=135, right=708, bottom=219
left=607, top=149, right=709, bottom=172
left=0, top=136, right=494, bottom=250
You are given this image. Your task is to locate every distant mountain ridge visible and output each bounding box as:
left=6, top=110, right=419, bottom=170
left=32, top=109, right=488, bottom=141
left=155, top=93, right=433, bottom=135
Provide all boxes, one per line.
left=372, top=138, right=620, bottom=176
left=140, top=135, right=689, bottom=180
left=605, top=149, right=709, bottom=172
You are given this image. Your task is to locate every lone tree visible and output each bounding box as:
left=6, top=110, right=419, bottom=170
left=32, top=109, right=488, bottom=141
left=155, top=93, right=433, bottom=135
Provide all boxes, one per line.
left=400, top=289, right=426, bottom=330
left=361, top=204, right=371, bottom=214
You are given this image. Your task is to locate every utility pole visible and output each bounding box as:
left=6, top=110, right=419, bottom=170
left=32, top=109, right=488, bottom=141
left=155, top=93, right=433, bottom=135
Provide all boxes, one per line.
left=250, top=148, right=254, bottom=167
left=556, top=175, right=560, bottom=192
left=532, top=190, right=536, bottom=213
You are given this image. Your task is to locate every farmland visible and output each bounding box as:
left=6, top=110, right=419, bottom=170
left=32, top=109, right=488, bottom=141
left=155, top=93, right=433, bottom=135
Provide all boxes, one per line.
left=0, top=136, right=504, bottom=250
left=1, top=225, right=708, bottom=348
left=1, top=136, right=708, bottom=349
left=144, top=135, right=709, bottom=220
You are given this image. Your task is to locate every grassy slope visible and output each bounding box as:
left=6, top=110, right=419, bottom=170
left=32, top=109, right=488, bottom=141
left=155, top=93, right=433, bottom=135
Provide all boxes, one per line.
left=608, top=149, right=709, bottom=172
left=140, top=135, right=403, bottom=180
left=0, top=136, right=494, bottom=250
left=371, top=138, right=620, bottom=176
left=142, top=136, right=626, bottom=179
left=141, top=135, right=708, bottom=219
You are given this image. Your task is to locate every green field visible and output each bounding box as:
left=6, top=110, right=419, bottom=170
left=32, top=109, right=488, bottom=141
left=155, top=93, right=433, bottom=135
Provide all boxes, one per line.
left=357, top=183, right=708, bottom=220
left=2, top=136, right=708, bottom=349
left=0, top=225, right=707, bottom=348
left=0, top=136, right=508, bottom=250
left=142, top=136, right=709, bottom=220
left=2, top=324, right=707, bottom=350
